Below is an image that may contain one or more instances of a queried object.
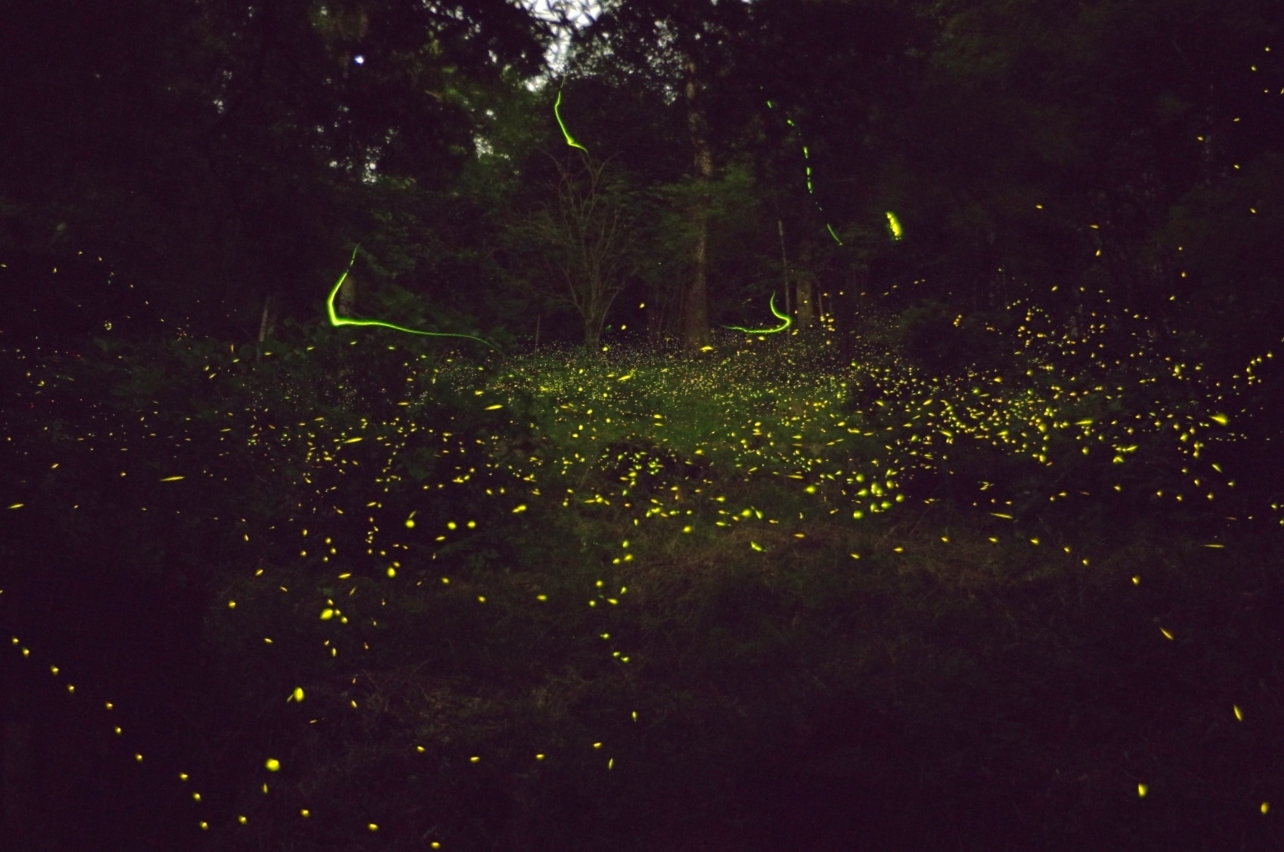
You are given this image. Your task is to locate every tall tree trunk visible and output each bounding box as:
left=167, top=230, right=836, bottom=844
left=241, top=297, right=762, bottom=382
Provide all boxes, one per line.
left=683, top=55, right=713, bottom=353
left=778, top=219, right=791, bottom=320
left=795, top=245, right=815, bottom=329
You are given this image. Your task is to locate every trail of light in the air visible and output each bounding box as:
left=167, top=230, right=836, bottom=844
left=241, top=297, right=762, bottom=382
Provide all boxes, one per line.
left=326, top=246, right=497, bottom=348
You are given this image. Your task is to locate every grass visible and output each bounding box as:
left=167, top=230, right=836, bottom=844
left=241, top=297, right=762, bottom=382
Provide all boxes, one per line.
left=2, top=316, right=1281, bottom=850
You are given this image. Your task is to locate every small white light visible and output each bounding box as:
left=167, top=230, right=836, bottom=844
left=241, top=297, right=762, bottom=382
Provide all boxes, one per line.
left=354, top=54, right=364, bottom=65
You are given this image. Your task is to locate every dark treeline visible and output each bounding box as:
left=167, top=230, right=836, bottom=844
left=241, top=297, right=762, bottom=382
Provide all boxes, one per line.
left=2, top=0, right=1282, bottom=363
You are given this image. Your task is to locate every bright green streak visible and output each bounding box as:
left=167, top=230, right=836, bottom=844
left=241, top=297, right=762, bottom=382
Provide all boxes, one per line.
left=554, top=89, right=588, bottom=153
left=725, top=293, right=792, bottom=334
left=326, top=246, right=497, bottom=349
left=886, top=211, right=903, bottom=240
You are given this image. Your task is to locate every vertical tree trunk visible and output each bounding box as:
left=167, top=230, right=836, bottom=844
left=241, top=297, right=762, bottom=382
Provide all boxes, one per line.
left=778, top=219, right=791, bottom=320
left=795, top=244, right=814, bottom=329
left=683, top=54, right=713, bottom=353
left=256, top=294, right=274, bottom=362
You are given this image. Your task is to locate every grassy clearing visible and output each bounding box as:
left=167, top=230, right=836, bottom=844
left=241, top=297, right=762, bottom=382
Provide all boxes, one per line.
left=2, top=321, right=1281, bottom=850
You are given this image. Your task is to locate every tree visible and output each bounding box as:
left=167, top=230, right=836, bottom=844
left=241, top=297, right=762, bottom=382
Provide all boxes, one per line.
left=571, top=0, right=753, bottom=352
left=517, top=149, right=648, bottom=350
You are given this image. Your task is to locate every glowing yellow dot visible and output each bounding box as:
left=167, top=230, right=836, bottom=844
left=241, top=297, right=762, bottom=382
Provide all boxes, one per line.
left=265, top=758, right=280, bottom=772
left=301, top=809, right=310, bottom=818
left=1138, top=783, right=1148, bottom=797
left=368, top=823, right=379, bottom=831
left=470, top=756, right=480, bottom=763
left=238, top=815, right=248, bottom=824
left=228, top=600, right=236, bottom=608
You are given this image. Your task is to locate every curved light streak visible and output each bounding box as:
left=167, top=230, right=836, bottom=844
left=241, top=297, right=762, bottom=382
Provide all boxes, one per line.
left=326, top=246, right=497, bottom=348
left=554, top=88, right=588, bottom=153
left=725, top=293, right=793, bottom=334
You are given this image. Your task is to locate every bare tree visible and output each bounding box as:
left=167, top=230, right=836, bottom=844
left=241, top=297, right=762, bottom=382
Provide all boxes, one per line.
left=525, top=151, right=643, bottom=350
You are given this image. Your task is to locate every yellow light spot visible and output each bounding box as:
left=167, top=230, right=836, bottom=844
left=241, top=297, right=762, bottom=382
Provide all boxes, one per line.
left=387, top=566, right=396, bottom=577
left=265, top=758, right=280, bottom=771
left=470, top=756, right=480, bottom=763
left=1262, top=802, right=1270, bottom=814
left=320, top=608, right=334, bottom=620
left=750, top=541, right=763, bottom=551
left=368, top=823, right=379, bottom=831
left=513, top=504, right=527, bottom=513
left=159, top=476, right=185, bottom=482
left=1234, top=705, right=1243, bottom=721
left=1160, top=627, right=1174, bottom=640
left=228, top=600, right=236, bottom=608
left=301, top=809, right=310, bottom=818
left=290, top=687, right=305, bottom=702
left=1138, top=783, right=1148, bottom=797
left=7, top=504, right=23, bottom=510
left=484, top=404, right=503, bottom=410
left=850, top=553, right=860, bottom=559
left=1132, top=576, right=1140, bottom=585
left=238, top=815, right=248, bottom=824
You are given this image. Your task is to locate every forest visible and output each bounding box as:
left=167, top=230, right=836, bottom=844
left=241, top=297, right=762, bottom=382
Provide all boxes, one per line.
left=1, top=0, right=1282, bottom=849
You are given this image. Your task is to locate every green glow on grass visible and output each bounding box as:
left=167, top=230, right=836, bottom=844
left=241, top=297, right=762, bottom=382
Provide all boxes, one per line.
left=554, top=88, right=588, bottom=153
left=725, top=293, right=792, bottom=334
left=326, top=247, right=497, bottom=348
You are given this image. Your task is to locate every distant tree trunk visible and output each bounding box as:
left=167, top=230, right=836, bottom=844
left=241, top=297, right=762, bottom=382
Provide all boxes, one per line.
left=795, top=245, right=815, bottom=330
left=778, top=219, right=791, bottom=319
left=682, top=54, right=712, bottom=353
left=337, top=272, right=357, bottom=318
left=255, top=294, right=274, bottom=361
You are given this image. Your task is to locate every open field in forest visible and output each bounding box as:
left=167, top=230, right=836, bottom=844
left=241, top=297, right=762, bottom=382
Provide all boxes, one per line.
left=2, top=316, right=1281, bottom=851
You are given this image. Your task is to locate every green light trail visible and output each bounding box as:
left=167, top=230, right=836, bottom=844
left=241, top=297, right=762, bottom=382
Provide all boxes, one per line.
left=769, top=99, right=909, bottom=247
left=326, top=246, right=497, bottom=349
left=724, top=293, right=792, bottom=334
left=554, top=88, right=588, bottom=153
